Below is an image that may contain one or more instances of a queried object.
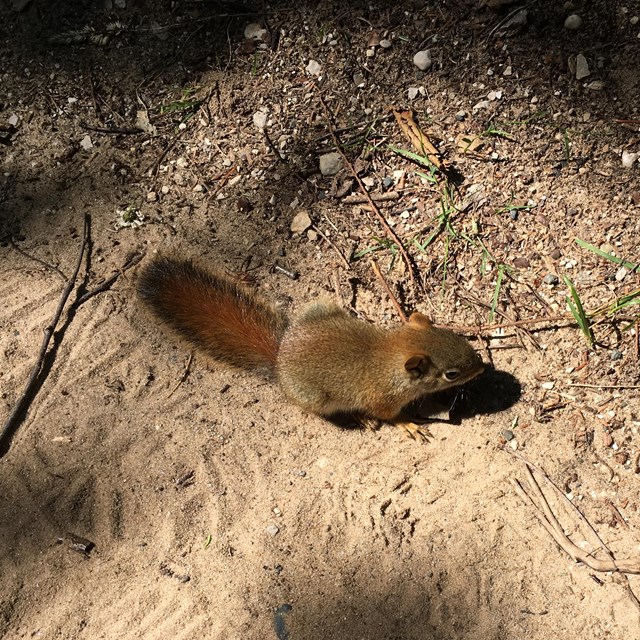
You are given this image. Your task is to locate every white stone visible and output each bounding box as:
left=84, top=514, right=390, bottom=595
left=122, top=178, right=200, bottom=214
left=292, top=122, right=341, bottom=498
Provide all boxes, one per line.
left=621, top=150, right=638, bottom=168
left=413, top=50, right=432, bottom=71
left=253, top=108, right=268, bottom=130
left=244, top=22, right=267, bottom=40
left=306, top=59, right=322, bottom=77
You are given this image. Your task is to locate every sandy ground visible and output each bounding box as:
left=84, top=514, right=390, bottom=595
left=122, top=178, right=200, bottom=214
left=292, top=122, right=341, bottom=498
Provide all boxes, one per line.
left=1, top=1, right=640, bottom=638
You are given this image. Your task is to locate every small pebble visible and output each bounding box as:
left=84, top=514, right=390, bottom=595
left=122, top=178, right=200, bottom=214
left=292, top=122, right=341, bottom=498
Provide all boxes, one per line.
left=413, top=50, right=432, bottom=71
left=379, top=39, right=392, bottom=49
left=291, top=210, right=312, bottom=234
left=564, top=14, right=582, bottom=30
left=319, top=152, right=342, bottom=176
left=502, top=429, right=515, bottom=441
left=306, top=59, right=322, bottom=77
left=614, top=452, right=628, bottom=465
left=382, top=176, right=394, bottom=189
left=615, top=266, right=628, bottom=281
left=307, top=229, right=318, bottom=241
left=575, top=54, right=590, bottom=79
left=509, top=209, right=518, bottom=220
left=266, top=524, right=279, bottom=537
left=621, top=151, right=639, bottom=168
left=513, top=257, right=530, bottom=268
left=541, top=381, right=555, bottom=390
left=244, top=22, right=267, bottom=40
left=549, top=248, right=562, bottom=260
left=602, top=432, right=613, bottom=447
left=455, top=110, right=466, bottom=121
left=253, top=109, right=268, bottom=130
left=543, top=273, right=559, bottom=285
left=146, top=191, right=158, bottom=202
left=610, top=350, right=623, bottom=361
left=407, top=87, right=419, bottom=100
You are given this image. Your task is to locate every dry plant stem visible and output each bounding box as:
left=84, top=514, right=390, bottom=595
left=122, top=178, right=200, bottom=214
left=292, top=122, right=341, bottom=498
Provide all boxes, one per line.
left=10, top=240, right=68, bottom=280
left=509, top=453, right=640, bottom=577
left=312, top=225, right=351, bottom=271
left=0, top=213, right=89, bottom=452
left=168, top=353, right=193, bottom=398
left=76, top=251, right=145, bottom=304
left=370, top=259, right=407, bottom=323
left=342, top=191, right=401, bottom=204
left=390, top=108, right=444, bottom=170
left=568, top=383, right=640, bottom=390
left=442, top=313, right=577, bottom=335
left=315, top=91, right=416, bottom=290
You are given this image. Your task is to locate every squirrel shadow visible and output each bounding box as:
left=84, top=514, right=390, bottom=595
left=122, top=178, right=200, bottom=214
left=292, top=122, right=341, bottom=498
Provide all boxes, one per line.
left=408, top=366, right=521, bottom=426
left=326, top=367, right=520, bottom=432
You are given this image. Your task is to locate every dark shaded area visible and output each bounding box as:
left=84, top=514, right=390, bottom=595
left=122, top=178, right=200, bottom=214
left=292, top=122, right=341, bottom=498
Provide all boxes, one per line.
left=1, top=0, right=639, bottom=245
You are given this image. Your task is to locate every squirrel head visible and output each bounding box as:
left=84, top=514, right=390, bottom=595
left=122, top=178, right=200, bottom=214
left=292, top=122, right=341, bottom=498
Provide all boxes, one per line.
left=399, top=312, right=484, bottom=394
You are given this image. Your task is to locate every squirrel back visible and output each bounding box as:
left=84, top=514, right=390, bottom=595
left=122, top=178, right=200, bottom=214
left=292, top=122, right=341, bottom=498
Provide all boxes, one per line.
left=138, top=257, right=288, bottom=377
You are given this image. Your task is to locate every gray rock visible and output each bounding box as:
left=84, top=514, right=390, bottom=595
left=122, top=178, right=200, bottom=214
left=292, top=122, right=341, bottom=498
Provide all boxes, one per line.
left=319, top=152, right=342, bottom=176
left=502, top=429, right=515, bottom=441
left=575, top=54, right=590, bottom=80
left=564, top=14, right=582, bottom=30
left=266, top=524, right=279, bottom=537
left=543, top=273, right=559, bottom=285
left=413, top=50, right=432, bottom=71
left=610, top=350, right=623, bottom=361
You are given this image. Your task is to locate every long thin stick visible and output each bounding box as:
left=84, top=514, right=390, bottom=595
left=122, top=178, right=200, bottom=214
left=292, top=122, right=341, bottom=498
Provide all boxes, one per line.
left=371, top=259, right=407, bottom=323
left=316, top=92, right=416, bottom=289
left=509, top=453, right=640, bottom=576
left=0, top=214, right=89, bottom=453
left=76, top=251, right=144, bottom=304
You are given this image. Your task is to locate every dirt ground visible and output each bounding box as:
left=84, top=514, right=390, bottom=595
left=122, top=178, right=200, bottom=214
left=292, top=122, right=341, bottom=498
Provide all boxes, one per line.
left=1, top=0, right=640, bottom=638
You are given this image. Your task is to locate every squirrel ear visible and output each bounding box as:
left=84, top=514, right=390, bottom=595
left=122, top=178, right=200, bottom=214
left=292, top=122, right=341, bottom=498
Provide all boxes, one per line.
left=408, top=312, right=433, bottom=329
left=404, top=354, right=431, bottom=379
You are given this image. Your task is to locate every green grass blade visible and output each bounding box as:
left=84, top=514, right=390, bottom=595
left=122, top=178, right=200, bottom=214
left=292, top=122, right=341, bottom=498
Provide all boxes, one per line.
left=488, top=265, right=505, bottom=323
left=563, top=276, right=594, bottom=347
left=574, top=238, right=639, bottom=271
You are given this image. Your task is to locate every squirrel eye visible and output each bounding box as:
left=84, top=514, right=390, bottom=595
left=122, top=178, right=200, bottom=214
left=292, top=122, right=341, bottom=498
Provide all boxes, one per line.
left=444, top=370, right=460, bottom=381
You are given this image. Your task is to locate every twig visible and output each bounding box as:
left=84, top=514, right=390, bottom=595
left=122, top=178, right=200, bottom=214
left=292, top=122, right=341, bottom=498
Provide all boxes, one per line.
left=10, top=240, right=68, bottom=280
left=441, top=314, right=576, bottom=335
left=79, top=120, right=142, bottom=135
left=0, top=214, right=89, bottom=453
left=508, top=451, right=640, bottom=580
left=371, top=259, right=407, bottom=323
left=342, top=191, right=401, bottom=205
left=168, top=353, right=193, bottom=398
left=312, top=225, right=351, bottom=271
left=76, top=251, right=144, bottom=304
left=567, top=383, right=640, bottom=390
left=315, top=91, right=416, bottom=290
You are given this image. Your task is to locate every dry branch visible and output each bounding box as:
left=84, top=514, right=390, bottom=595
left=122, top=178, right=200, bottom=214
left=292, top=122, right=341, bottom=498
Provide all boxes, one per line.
left=0, top=214, right=89, bottom=454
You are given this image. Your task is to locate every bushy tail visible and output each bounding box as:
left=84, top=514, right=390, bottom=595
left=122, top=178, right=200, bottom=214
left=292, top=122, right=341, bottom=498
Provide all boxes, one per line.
left=138, top=257, right=288, bottom=377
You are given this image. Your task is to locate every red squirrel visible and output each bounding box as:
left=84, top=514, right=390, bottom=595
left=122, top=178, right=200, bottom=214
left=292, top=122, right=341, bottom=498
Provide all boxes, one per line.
left=138, top=256, right=484, bottom=440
